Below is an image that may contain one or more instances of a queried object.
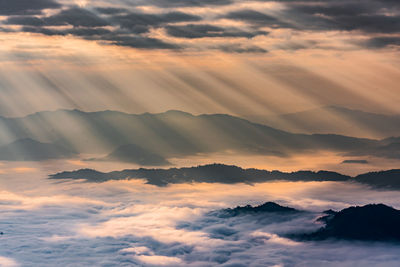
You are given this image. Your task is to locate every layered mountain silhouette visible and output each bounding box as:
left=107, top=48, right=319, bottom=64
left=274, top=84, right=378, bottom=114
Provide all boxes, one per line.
left=299, top=204, right=400, bottom=242
left=88, top=144, right=170, bottom=166
left=256, top=106, right=400, bottom=139
left=355, top=170, right=400, bottom=189
left=46, top=163, right=398, bottom=189
left=0, top=109, right=378, bottom=155
left=0, top=138, right=75, bottom=161
left=49, top=163, right=352, bottom=186
left=0, top=109, right=398, bottom=161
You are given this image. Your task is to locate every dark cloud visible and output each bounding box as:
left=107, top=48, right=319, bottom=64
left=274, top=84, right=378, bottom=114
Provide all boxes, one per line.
left=4, top=8, right=198, bottom=49
left=127, top=0, right=234, bottom=7
left=22, top=26, right=113, bottom=37
left=95, top=7, right=129, bottom=15
left=153, top=0, right=233, bottom=7
left=2, top=0, right=400, bottom=51
left=165, top=24, right=268, bottom=39
left=362, top=36, right=400, bottom=48
left=21, top=26, right=65, bottom=36
left=5, top=7, right=109, bottom=27
left=0, top=0, right=61, bottom=15
left=113, top=11, right=201, bottom=30
left=225, top=1, right=400, bottom=36
left=284, top=1, right=400, bottom=34
left=22, top=25, right=178, bottom=49
left=220, top=1, right=400, bottom=50
left=291, top=2, right=374, bottom=17
left=5, top=16, right=47, bottom=27
left=217, top=44, right=268, bottom=53
left=44, top=7, right=109, bottom=27
left=224, top=9, right=293, bottom=29
left=102, top=35, right=180, bottom=49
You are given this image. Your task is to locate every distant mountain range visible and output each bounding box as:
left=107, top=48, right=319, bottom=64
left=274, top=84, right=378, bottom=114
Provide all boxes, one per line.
left=0, top=109, right=398, bottom=162
left=49, top=163, right=400, bottom=189
left=0, top=138, right=76, bottom=161
left=253, top=106, right=400, bottom=139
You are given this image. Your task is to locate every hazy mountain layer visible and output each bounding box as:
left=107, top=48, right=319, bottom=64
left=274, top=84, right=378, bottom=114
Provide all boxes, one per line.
left=0, top=109, right=390, bottom=159
left=0, top=138, right=76, bottom=161
left=253, top=106, right=400, bottom=139
left=88, top=144, right=170, bottom=166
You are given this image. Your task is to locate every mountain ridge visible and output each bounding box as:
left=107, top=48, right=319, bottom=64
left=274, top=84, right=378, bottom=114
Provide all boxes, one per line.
left=0, top=108, right=397, bottom=160
left=0, top=138, right=76, bottom=161
left=252, top=105, right=400, bottom=139
left=297, top=203, right=400, bottom=242
left=48, top=163, right=400, bottom=189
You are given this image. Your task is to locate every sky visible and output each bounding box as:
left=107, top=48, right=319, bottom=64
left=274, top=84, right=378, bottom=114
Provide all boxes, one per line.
left=0, top=0, right=399, bottom=117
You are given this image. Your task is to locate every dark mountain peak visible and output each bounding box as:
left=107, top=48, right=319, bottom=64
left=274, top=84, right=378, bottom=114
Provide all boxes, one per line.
left=193, top=163, right=244, bottom=171
left=300, top=203, right=400, bottom=242
left=322, top=209, right=337, bottom=215
left=214, top=201, right=300, bottom=218
left=249, top=202, right=298, bottom=213
left=355, top=169, right=400, bottom=189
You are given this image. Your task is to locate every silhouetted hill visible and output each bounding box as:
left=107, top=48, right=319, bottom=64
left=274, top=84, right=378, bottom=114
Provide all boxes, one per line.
left=49, top=164, right=400, bottom=189
left=256, top=106, right=400, bottom=139
left=211, top=202, right=300, bottom=218
left=90, top=144, right=170, bottom=166
left=49, top=163, right=350, bottom=186
left=0, top=109, right=382, bottom=158
left=0, top=138, right=76, bottom=161
left=300, top=204, right=400, bottom=242
left=355, top=170, right=400, bottom=189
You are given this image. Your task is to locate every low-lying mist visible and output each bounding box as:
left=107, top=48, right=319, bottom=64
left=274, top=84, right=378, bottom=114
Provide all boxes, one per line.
left=0, top=162, right=400, bottom=266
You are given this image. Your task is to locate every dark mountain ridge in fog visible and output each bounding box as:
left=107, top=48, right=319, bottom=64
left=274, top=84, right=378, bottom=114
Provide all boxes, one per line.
left=49, top=163, right=400, bottom=189
left=0, top=109, right=398, bottom=161
left=210, top=202, right=301, bottom=218
left=191, top=201, right=400, bottom=243
left=297, top=204, right=400, bottom=242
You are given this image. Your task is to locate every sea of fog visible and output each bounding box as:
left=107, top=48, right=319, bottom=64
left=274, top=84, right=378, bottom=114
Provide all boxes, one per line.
left=0, top=160, right=400, bottom=266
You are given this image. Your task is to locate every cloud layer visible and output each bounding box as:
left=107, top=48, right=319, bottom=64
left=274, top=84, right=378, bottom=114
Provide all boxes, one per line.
left=2, top=162, right=400, bottom=266
left=1, top=0, right=399, bottom=52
